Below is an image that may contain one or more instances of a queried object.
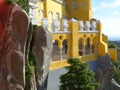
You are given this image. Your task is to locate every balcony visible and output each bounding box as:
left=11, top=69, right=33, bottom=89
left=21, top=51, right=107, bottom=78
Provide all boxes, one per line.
left=41, top=18, right=99, bottom=34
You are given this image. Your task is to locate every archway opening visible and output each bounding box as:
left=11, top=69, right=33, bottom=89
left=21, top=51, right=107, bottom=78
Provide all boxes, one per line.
left=62, top=39, right=68, bottom=60
left=52, top=40, right=60, bottom=61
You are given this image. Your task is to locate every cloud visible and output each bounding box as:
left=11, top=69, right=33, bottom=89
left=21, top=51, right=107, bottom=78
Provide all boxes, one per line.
left=101, top=2, right=109, bottom=8
left=99, top=17, right=120, bottom=36
left=93, top=0, right=120, bottom=38
left=101, top=0, right=120, bottom=8
left=111, top=11, right=119, bottom=16
left=111, top=0, right=120, bottom=7
left=93, top=0, right=120, bottom=11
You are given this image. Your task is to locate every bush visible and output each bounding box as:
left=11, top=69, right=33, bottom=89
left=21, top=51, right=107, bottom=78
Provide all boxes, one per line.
left=60, top=58, right=99, bottom=90
left=112, top=60, right=120, bottom=84
left=109, top=43, right=117, bottom=48
left=25, top=52, right=36, bottom=80
left=7, top=0, right=29, bottom=13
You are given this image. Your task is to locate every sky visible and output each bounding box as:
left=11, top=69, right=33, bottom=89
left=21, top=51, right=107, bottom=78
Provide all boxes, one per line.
left=92, top=0, right=120, bottom=40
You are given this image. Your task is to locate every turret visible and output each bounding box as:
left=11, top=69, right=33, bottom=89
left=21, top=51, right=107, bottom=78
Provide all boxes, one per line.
left=65, top=0, right=93, bottom=20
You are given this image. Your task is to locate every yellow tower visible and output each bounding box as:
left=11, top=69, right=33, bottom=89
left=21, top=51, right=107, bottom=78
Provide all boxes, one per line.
left=65, top=0, right=92, bottom=20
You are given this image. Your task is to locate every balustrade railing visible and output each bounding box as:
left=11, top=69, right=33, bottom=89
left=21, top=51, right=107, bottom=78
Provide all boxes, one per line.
left=41, top=18, right=99, bottom=33
left=78, top=20, right=98, bottom=32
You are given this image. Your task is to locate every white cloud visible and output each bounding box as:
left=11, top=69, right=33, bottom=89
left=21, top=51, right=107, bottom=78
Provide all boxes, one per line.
left=101, top=2, right=109, bottom=8
left=93, top=0, right=120, bottom=38
left=111, top=0, right=120, bottom=7
left=93, top=0, right=120, bottom=11
left=100, top=17, right=120, bottom=37
left=111, top=10, right=120, bottom=16
left=100, top=0, right=120, bottom=8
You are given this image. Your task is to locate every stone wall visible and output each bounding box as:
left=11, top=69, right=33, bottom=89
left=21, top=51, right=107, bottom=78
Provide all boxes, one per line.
left=47, top=68, right=67, bottom=90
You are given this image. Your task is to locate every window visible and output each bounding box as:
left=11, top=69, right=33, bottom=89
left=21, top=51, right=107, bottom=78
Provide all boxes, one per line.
left=49, top=11, right=53, bottom=20
left=56, top=12, right=60, bottom=20
left=40, top=10, right=44, bottom=19
left=72, top=1, right=77, bottom=9
left=80, top=3, right=84, bottom=7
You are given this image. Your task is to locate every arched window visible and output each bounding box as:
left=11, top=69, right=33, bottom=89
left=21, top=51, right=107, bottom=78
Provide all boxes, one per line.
left=72, top=1, right=77, bottom=9
left=40, top=10, right=44, bottom=19
left=49, top=11, right=53, bottom=20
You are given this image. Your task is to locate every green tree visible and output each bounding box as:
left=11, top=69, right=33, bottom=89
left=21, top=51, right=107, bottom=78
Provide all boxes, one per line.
left=7, top=0, right=29, bottom=13
left=112, top=60, right=120, bottom=84
left=60, top=58, right=99, bottom=90
left=108, top=43, right=117, bottom=48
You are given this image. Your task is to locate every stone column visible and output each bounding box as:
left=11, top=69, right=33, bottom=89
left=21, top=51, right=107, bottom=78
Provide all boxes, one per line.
left=90, top=44, right=93, bottom=54
left=83, top=45, right=86, bottom=55
left=60, top=47, right=63, bottom=60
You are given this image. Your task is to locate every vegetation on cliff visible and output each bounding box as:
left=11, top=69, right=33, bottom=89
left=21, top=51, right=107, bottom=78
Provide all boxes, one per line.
left=7, top=0, right=29, bottom=13
left=112, top=60, right=120, bottom=85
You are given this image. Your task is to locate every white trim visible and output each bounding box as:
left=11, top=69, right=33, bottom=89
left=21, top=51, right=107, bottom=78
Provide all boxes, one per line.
left=78, top=30, right=99, bottom=33
left=52, top=31, right=71, bottom=34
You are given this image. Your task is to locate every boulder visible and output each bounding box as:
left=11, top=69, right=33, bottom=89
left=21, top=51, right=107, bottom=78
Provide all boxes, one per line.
left=33, top=26, right=52, bottom=90
left=0, top=5, right=32, bottom=90
left=95, top=53, right=120, bottom=90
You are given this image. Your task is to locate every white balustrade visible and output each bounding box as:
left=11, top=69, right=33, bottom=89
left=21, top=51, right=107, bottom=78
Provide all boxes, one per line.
left=62, top=19, right=68, bottom=32
left=41, top=18, right=49, bottom=28
left=78, top=20, right=84, bottom=31
left=85, top=21, right=91, bottom=31
left=91, top=21, right=96, bottom=31
left=52, top=19, right=60, bottom=32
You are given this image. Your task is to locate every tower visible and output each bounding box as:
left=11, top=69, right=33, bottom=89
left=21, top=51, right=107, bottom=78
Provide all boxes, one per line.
left=65, top=0, right=93, bottom=21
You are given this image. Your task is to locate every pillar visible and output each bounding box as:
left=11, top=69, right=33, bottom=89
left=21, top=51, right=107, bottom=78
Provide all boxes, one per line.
left=58, top=41, right=63, bottom=60
left=60, top=47, right=62, bottom=60
left=83, top=45, right=86, bottom=55
left=90, top=44, right=92, bottom=54
left=82, top=39, right=86, bottom=55
left=68, top=22, right=79, bottom=58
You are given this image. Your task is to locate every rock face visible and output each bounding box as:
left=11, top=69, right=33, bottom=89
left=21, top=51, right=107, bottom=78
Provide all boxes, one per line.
left=96, top=53, right=120, bottom=90
left=33, top=26, right=52, bottom=90
left=0, top=5, right=32, bottom=90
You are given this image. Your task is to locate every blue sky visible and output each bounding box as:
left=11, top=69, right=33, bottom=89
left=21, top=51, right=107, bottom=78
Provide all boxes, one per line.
left=92, top=0, right=120, bottom=40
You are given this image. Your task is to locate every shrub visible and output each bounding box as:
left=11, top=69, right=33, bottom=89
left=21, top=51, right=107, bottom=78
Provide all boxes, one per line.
left=109, top=43, right=117, bottom=48
left=60, top=58, right=99, bottom=90
left=112, top=60, right=120, bottom=84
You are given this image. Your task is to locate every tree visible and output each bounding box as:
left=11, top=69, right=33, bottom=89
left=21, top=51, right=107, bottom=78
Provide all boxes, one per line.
left=7, top=0, right=29, bottom=13
left=112, top=60, right=120, bottom=84
left=108, top=43, right=117, bottom=48
left=60, top=58, right=99, bottom=90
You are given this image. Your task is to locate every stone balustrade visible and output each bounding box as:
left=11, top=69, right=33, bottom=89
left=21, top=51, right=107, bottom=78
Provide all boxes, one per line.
left=79, top=20, right=98, bottom=32
left=41, top=18, right=98, bottom=33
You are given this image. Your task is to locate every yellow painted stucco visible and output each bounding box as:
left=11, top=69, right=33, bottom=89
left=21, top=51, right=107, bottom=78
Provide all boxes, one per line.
left=96, top=21, right=108, bottom=56
left=50, top=53, right=98, bottom=71
left=52, top=22, right=99, bottom=58
left=108, top=49, right=117, bottom=60
left=65, top=0, right=92, bottom=20
left=33, top=0, right=117, bottom=70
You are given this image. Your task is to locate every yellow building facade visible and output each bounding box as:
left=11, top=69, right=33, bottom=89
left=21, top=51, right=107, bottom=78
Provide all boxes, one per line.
left=32, top=0, right=117, bottom=70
